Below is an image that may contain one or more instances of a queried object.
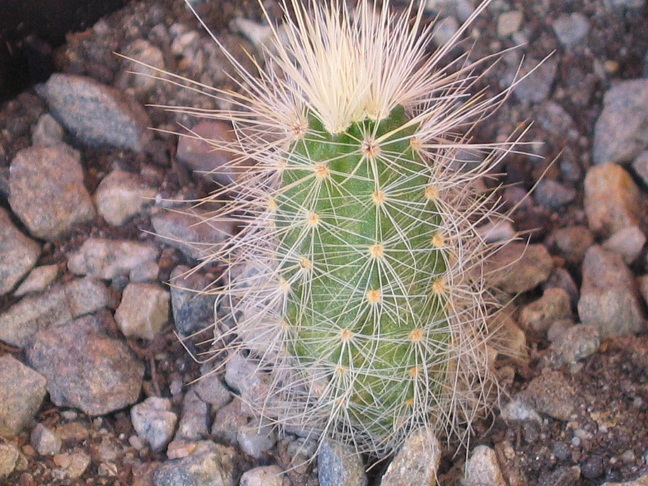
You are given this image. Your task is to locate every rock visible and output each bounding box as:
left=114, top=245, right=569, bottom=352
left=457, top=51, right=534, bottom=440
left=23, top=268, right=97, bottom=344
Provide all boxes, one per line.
left=463, top=445, right=506, bottom=486
left=513, top=57, right=557, bottom=104
left=32, top=113, right=65, bottom=147
left=31, top=423, right=62, bottom=455
left=193, top=372, right=232, bottom=411
left=53, top=451, right=91, bottom=479
left=151, top=208, right=234, bottom=260
left=152, top=441, right=236, bottom=486
left=94, top=170, right=157, bottom=226
left=631, top=150, right=648, bottom=186
left=0, top=285, right=72, bottom=348
left=380, top=428, right=440, bottom=486
left=239, top=465, right=287, bottom=486
left=0, top=443, right=23, bottom=479
left=602, top=225, right=646, bottom=264
left=486, top=243, right=554, bottom=294
left=130, top=260, right=160, bottom=283
left=547, top=324, right=600, bottom=366
left=237, top=418, right=277, bottom=459
left=519, top=370, right=578, bottom=421
left=500, top=399, right=542, bottom=423
left=584, top=162, right=643, bottom=237
left=0, top=355, right=47, bottom=437
left=493, top=315, right=527, bottom=360
left=14, top=265, right=59, bottom=297
left=543, top=268, right=580, bottom=308
left=578, top=246, right=645, bottom=337
left=115, top=39, right=166, bottom=95
left=602, top=475, right=648, bottom=486
left=25, top=315, right=144, bottom=416
left=115, top=283, right=170, bottom=340
left=552, top=13, right=589, bottom=46
left=170, top=265, right=218, bottom=337
left=176, top=121, right=248, bottom=186
left=533, top=179, right=576, bottom=209
left=38, top=73, right=152, bottom=152
left=593, top=79, right=648, bottom=165
left=475, top=220, right=516, bottom=244
left=65, top=277, right=113, bottom=317
left=131, top=397, right=178, bottom=452
left=175, top=390, right=209, bottom=441
left=551, top=225, right=594, bottom=264
left=497, top=10, right=523, bottom=37
left=67, top=238, right=159, bottom=280
left=9, top=145, right=95, bottom=240
left=0, top=206, right=41, bottom=296
left=318, top=440, right=367, bottom=486
left=519, top=287, right=572, bottom=335
left=212, top=398, right=250, bottom=445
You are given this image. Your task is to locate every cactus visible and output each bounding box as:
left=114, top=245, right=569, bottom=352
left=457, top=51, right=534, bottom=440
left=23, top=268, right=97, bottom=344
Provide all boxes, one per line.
left=168, top=0, right=521, bottom=456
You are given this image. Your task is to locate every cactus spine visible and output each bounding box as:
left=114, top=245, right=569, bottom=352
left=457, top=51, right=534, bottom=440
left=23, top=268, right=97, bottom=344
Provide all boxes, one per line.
left=174, top=0, right=517, bottom=455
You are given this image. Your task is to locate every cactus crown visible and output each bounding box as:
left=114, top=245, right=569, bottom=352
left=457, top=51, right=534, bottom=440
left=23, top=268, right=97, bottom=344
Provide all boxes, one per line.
left=160, top=0, right=522, bottom=456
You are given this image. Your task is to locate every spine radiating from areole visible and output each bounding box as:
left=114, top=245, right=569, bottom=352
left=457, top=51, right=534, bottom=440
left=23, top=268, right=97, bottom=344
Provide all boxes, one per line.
left=165, top=0, right=522, bottom=456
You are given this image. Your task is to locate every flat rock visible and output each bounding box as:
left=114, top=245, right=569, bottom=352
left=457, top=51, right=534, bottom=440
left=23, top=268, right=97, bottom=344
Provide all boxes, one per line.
left=584, top=162, right=644, bottom=237
left=25, top=314, right=144, bottom=416
left=578, top=245, right=645, bottom=337
left=486, top=243, right=554, bottom=294
left=593, top=79, right=648, bottom=165
left=0, top=355, right=47, bottom=437
left=9, top=145, right=95, bottom=240
left=68, top=238, right=159, bottom=280
left=94, top=169, right=157, bottom=226
left=318, top=441, right=367, bottom=486
left=0, top=206, right=41, bottom=296
left=39, top=73, right=152, bottom=152
left=152, top=441, right=236, bottom=486
left=380, top=428, right=440, bottom=486
left=0, top=285, right=72, bottom=348
left=115, top=282, right=169, bottom=340
left=151, top=208, right=234, bottom=260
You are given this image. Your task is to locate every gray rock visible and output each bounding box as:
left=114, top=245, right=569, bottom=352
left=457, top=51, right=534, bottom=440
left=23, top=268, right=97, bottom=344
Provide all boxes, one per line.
left=602, top=225, right=646, bottom=264
left=520, top=370, right=579, bottom=421
left=152, top=441, right=236, bottom=486
left=0, top=355, right=47, bottom=437
left=584, top=162, right=644, bottom=237
left=497, top=10, right=523, bottom=37
left=543, top=268, right=580, bottom=308
left=151, top=208, right=234, bottom=260
left=475, top=220, right=516, bottom=244
left=175, top=389, right=209, bottom=441
left=514, top=57, right=557, bottom=104
left=32, top=113, right=65, bottom=147
left=552, top=13, right=589, bottom=46
left=39, top=73, right=152, bottom=152
left=94, top=170, right=157, bottom=226
left=547, top=324, right=600, bottom=366
left=486, top=243, right=554, bottom=294
left=380, top=428, right=440, bottom=486
left=463, top=445, right=506, bottom=486
left=67, top=238, right=159, bottom=280
left=536, top=101, right=579, bottom=140
left=212, top=398, right=250, bottom=445
left=238, top=418, right=277, bottom=459
left=551, top=225, right=594, bottom=264
left=0, top=285, right=72, bottom=348
left=115, top=39, right=166, bottom=95
left=9, top=145, right=95, bottom=240
left=500, top=399, right=542, bottom=423
left=115, top=282, right=169, bottom=340
left=25, top=315, right=144, bottom=416
left=131, top=397, right=178, bottom=452
left=170, top=265, right=218, bottom=337
left=318, top=441, right=367, bottom=486
left=533, top=179, right=576, bottom=209
left=593, top=79, right=648, bottom=165
left=239, top=465, right=287, bottom=486
left=519, top=287, right=572, bottom=335
left=14, top=265, right=58, bottom=297
left=65, top=277, right=113, bottom=317
left=578, top=246, right=645, bottom=337
left=0, top=206, right=40, bottom=296
left=631, top=150, right=648, bottom=186
left=31, top=423, right=62, bottom=455
left=129, top=260, right=160, bottom=283
left=193, top=372, right=232, bottom=411
left=224, top=353, right=272, bottom=412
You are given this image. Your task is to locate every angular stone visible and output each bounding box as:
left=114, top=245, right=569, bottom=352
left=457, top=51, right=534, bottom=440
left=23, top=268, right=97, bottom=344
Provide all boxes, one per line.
left=115, top=283, right=170, bottom=340
left=67, top=238, right=159, bottom=280
left=94, top=170, right=156, bottom=226
left=0, top=206, right=40, bottom=296
left=381, top=428, right=440, bottom=486
left=486, top=243, right=554, bottom=294
left=0, top=355, right=47, bottom=437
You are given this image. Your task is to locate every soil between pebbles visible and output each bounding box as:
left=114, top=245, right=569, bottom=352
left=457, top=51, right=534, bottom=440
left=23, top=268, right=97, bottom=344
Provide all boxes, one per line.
left=1, top=0, right=648, bottom=485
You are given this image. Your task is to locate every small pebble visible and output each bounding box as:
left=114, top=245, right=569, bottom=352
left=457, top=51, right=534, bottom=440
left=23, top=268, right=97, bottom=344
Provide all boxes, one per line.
left=519, top=370, right=578, bottom=421
left=94, top=169, right=156, bottom=226
left=13, top=265, right=58, bottom=297
left=131, top=397, right=178, bottom=452
left=152, top=441, right=236, bottom=486
left=32, top=113, right=65, bottom=146
left=519, top=287, right=572, bottom=335
left=551, top=225, right=594, bottom=264
left=31, top=423, right=62, bottom=455
left=602, top=225, right=646, bottom=264
left=486, top=243, right=554, bottom=293
left=0, top=443, right=21, bottom=478
left=170, top=265, right=218, bottom=337
left=175, top=389, right=209, bottom=441
left=237, top=418, right=277, bottom=459
left=552, top=13, right=589, bottom=46
left=497, top=10, right=523, bottom=37
left=115, top=282, right=170, bottom=340
left=67, top=238, right=159, bottom=280
left=239, top=465, right=287, bottom=486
